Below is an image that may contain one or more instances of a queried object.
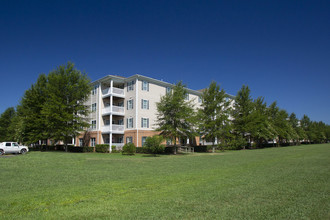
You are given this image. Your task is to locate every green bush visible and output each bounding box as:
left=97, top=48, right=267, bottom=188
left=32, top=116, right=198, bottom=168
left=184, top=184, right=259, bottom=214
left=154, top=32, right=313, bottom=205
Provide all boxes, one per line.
left=95, top=144, right=109, bottom=153
left=135, top=147, right=145, bottom=153
left=143, top=136, right=165, bottom=155
left=122, top=143, right=136, bottom=155
left=83, top=146, right=94, bottom=152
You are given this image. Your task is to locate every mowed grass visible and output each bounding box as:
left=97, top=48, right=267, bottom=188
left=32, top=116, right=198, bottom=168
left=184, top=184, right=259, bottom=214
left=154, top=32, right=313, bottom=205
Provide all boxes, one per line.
left=0, top=144, right=329, bottom=219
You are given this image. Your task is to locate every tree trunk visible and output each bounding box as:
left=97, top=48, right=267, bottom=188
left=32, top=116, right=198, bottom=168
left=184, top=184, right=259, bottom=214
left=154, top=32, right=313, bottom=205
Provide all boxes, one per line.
left=173, top=137, right=177, bottom=155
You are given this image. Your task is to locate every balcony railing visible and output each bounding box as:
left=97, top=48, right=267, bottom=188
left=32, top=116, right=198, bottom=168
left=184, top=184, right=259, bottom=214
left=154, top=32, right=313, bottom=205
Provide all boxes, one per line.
left=101, top=124, right=125, bottom=133
left=102, top=106, right=125, bottom=115
left=102, top=87, right=124, bottom=97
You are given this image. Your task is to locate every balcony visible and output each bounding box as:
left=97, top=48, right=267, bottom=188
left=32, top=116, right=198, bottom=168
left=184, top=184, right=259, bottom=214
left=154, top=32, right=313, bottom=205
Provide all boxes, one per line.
left=101, top=124, right=125, bottom=134
left=102, top=87, right=125, bottom=98
left=102, top=106, right=125, bottom=116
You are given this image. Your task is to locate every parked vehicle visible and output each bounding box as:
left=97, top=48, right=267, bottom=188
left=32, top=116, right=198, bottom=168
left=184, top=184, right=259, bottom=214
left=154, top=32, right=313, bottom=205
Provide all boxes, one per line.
left=0, top=142, right=29, bottom=155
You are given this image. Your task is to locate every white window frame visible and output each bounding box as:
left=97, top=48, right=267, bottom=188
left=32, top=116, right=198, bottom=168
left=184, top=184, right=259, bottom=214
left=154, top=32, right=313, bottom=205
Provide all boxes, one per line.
left=79, top=138, right=84, bottom=147
left=126, top=136, right=133, bottom=143
left=91, top=138, right=96, bottom=147
left=142, top=81, right=149, bottom=91
left=127, top=99, right=134, bottom=110
left=91, top=103, right=97, bottom=112
left=141, top=118, right=149, bottom=128
left=91, top=120, right=96, bottom=130
left=142, top=136, right=147, bottom=146
left=92, top=85, right=98, bottom=95
left=127, top=118, right=133, bottom=128
left=127, top=80, right=134, bottom=91
left=141, top=99, right=149, bottom=109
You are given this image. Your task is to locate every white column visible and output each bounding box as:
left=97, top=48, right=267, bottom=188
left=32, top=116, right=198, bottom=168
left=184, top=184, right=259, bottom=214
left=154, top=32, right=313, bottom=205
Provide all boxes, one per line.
left=109, top=80, right=113, bottom=152
left=135, top=78, right=139, bottom=147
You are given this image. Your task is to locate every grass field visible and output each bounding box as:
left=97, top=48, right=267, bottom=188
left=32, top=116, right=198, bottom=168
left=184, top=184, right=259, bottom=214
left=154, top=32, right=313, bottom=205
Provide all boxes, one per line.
left=0, top=144, right=329, bottom=219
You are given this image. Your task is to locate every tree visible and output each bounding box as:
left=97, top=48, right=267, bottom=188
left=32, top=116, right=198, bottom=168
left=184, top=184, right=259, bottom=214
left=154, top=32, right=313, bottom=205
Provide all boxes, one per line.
left=288, top=113, right=305, bottom=145
left=156, top=81, right=196, bottom=154
left=41, top=62, right=91, bottom=151
left=0, top=107, right=16, bottom=142
left=231, top=85, right=255, bottom=149
left=17, top=74, right=48, bottom=144
left=198, top=81, right=230, bottom=152
left=301, top=114, right=312, bottom=143
left=250, top=97, right=274, bottom=148
left=267, top=102, right=295, bottom=146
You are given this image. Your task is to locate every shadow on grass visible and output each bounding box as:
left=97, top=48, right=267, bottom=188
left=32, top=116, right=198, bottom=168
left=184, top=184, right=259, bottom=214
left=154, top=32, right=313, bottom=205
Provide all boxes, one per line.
left=141, top=154, right=162, bottom=157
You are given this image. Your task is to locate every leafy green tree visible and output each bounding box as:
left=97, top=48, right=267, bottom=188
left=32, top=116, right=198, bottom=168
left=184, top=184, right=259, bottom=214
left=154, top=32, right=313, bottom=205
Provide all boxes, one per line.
left=0, top=107, right=16, bottom=142
left=17, top=74, right=48, bottom=144
left=250, top=97, right=274, bottom=148
left=300, top=114, right=312, bottom=143
left=267, top=102, right=295, bottom=146
left=143, top=135, right=165, bottom=155
left=156, top=81, right=196, bottom=154
left=198, top=81, right=230, bottom=152
left=288, top=113, right=305, bottom=145
left=231, top=85, right=255, bottom=149
left=41, top=62, right=91, bottom=151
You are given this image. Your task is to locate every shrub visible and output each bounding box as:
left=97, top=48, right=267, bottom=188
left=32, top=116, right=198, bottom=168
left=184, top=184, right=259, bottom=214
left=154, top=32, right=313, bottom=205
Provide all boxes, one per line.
left=111, top=145, right=118, bottom=153
left=83, top=146, right=94, bottom=153
left=135, top=147, right=145, bottom=153
left=144, top=136, right=165, bottom=155
left=95, top=144, right=109, bottom=153
left=122, top=143, right=136, bottom=155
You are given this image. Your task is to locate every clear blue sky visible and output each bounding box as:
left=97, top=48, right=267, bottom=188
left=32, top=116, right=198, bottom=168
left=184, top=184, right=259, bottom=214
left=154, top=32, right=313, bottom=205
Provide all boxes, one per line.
left=1, top=0, right=329, bottom=124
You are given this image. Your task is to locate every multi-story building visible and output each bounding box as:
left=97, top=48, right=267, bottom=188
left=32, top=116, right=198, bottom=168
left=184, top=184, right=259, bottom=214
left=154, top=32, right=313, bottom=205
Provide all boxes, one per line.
left=75, top=74, right=234, bottom=149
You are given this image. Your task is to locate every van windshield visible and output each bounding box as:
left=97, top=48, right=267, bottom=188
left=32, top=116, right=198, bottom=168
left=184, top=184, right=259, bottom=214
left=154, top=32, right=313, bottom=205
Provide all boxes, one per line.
left=13, top=143, right=19, bottom=146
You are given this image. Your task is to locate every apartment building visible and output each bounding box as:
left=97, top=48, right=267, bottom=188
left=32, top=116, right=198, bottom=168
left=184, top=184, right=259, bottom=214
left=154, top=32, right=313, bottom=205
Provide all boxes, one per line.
left=75, top=74, right=235, bottom=149
left=75, top=74, right=204, bottom=149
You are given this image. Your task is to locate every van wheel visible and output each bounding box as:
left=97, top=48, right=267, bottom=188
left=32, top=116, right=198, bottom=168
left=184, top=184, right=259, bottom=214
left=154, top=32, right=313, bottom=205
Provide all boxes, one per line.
left=0, top=149, right=4, bottom=155
left=20, top=149, right=27, bottom=154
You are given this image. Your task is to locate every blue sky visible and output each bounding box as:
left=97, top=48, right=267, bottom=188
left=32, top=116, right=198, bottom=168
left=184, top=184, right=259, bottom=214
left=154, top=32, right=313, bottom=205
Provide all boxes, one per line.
left=1, top=0, right=329, bottom=124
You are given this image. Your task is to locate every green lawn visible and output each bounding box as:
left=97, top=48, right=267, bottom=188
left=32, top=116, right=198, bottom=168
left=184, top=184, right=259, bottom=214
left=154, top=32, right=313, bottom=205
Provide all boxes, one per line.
left=1, top=144, right=329, bottom=219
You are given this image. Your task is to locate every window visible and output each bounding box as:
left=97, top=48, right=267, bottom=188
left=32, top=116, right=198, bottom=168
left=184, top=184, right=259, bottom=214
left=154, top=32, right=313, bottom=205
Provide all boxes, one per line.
left=185, top=93, right=189, bottom=101
left=91, top=103, right=97, bottom=112
left=166, top=87, right=171, bottom=94
left=126, top=136, right=133, bottom=143
left=91, top=138, right=96, bottom=147
left=198, top=96, right=202, bottom=103
left=127, top=118, right=133, bottom=128
left=127, top=99, right=134, bottom=110
left=141, top=118, right=149, bottom=128
left=105, top=119, right=110, bottom=125
left=79, top=138, right=84, bottom=147
left=142, top=81, right=149, bottom=91
left=142, top=136, right=147, bottom=146
left=92, top=85, right=98, bottom=95
left=5, top=143, right=11, bottom=146
left=141, top=99, right=149, bottom=109
left=91, top=120, right=96, bottom=129
left=127, top=80, right=134, bottom=91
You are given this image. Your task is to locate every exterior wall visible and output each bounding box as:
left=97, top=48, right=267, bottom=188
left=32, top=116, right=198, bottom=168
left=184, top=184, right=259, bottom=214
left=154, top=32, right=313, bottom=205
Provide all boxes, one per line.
left=137, top=80, right=167, bottom=129
left=124, top=129, right=159, bottom=147
left=124, top=79, right=137, bottom=130
left=75, top=131, right=102, bottom=147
